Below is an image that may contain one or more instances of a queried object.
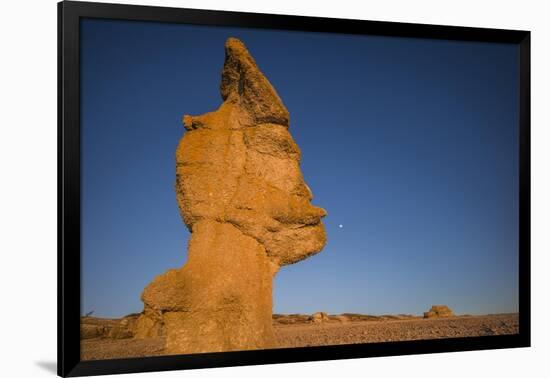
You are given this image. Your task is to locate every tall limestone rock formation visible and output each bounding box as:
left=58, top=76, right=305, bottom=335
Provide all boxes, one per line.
left=135, top=38, right=327, bottom=354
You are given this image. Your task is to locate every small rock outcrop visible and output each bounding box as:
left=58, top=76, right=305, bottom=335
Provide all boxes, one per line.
left=310, top=312, right=330, bottom=324
left=423, top=305, right=454, bottom=318
left=136, top=38, right=327, bottom=354
left=81, top=314, right=139, bottom=340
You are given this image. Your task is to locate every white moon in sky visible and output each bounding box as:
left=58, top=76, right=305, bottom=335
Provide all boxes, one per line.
left=339, top=224, right=343, bottom=228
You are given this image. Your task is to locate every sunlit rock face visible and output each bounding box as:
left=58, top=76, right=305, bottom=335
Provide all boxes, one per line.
left=423, top=305, right=454, bottom=318
left=135, top=38, right=327, bottom=354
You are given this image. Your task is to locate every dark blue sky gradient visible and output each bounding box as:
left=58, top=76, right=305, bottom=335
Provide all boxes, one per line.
left=81, top=19, right=519, bottom=318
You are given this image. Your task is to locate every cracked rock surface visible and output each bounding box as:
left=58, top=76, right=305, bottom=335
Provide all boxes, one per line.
left=135, top=38, right=327, bottom=354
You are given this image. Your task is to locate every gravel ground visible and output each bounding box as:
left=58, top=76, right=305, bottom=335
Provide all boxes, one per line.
left=81, top=337, right=166, bottom=361
left=80, top=314, right=518, bottom=361
left=274, top=314, right=518, bottom=348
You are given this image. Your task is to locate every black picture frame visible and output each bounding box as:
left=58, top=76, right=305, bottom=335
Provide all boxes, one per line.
left=58, top=1, right=531, bottom=376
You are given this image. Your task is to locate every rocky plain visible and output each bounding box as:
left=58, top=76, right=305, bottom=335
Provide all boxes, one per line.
left=80, top=310, right=519, bottom=360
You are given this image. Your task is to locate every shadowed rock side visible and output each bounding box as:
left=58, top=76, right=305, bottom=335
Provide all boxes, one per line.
left=135, top=38, right=327, bottom=355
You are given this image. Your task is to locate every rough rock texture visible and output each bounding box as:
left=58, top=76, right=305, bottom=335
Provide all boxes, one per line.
left=136, top=38, right=327, bottom=355
left=423, top=305, right=454, bottom=318
left=81, top=323, right=105, bottom=340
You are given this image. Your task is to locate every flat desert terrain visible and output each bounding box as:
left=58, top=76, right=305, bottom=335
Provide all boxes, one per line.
left=81, top=313, right=518, bottom=361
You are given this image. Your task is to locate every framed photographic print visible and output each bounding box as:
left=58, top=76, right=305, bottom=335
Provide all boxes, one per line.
left=58, top=1, right=531, bottom=376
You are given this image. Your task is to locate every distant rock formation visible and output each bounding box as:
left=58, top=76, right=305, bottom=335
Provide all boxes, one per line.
left=81, top=314, right=139, bottom=340
left=310, top=312, right=330, bottom=323
left=272, top=313, right=312, bottom=325
left=135, top=38, right=327, bottom=354
left=423, top=305, right=454, bottom=318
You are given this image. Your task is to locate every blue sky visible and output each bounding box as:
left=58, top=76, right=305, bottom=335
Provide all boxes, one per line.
left=80, top=18, right=519, bottom=318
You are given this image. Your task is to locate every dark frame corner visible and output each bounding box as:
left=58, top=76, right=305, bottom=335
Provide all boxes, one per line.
left=58, top=1, right=531, bottom=376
